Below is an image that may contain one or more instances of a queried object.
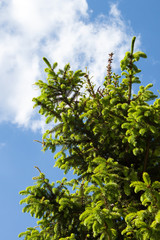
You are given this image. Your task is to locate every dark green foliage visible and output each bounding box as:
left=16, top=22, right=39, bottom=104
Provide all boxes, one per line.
left=19, top=37, right=160, bottom=239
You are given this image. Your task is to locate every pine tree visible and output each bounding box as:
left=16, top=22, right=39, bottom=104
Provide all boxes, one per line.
left=19, top=37, right=160, bottom=240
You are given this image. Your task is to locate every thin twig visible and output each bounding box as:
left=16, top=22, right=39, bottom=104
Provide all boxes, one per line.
left=34, top=166, right=42, bottom=174
left=143, top=140, right=150, bottom=172
left=106, top=52, right=114, bottom=84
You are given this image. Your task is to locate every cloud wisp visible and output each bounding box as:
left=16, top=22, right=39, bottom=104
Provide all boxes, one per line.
left=0, top=142, right=6, bottom=149
left=0, top=0, right=140, bottom=131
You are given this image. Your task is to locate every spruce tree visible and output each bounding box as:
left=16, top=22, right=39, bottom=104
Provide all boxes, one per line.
left=19, top=37, right=160, bottom=240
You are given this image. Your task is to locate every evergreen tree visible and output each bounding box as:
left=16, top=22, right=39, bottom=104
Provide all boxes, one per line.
left=19, top=37, right=160, bottom=240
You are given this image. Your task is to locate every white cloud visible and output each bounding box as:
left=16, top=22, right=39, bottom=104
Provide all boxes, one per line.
left=0, top=0, right=141, bottom=131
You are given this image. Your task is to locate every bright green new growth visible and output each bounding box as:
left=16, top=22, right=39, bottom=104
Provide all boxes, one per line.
left=19, top=37, right=160, bottom=239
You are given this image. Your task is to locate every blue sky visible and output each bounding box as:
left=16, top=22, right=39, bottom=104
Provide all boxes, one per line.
left=0, top=0, right=160, bottom=239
